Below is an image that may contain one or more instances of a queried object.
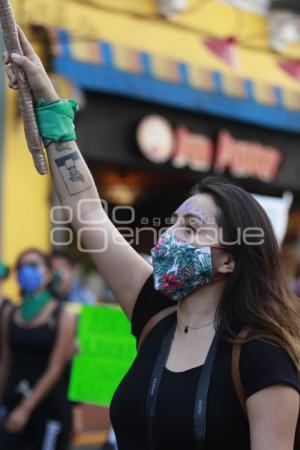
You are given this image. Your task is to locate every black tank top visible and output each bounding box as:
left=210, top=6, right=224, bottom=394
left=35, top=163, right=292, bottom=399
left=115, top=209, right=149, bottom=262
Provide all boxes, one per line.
left=4, top=303, right=70, bottom=415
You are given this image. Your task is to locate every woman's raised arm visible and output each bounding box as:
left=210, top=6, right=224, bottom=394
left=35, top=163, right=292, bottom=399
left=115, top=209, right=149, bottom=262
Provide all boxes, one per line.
left=4, top=28, right=152, bottom=318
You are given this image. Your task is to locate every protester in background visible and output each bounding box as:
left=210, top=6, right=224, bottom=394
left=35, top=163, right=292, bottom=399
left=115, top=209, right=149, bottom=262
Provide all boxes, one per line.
left=50, top=251, right=96, bottom=305
left=0, top=248, right=76, bottom=450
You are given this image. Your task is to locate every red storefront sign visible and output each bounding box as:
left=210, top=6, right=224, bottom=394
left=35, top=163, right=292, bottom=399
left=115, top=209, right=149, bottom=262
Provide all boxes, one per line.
left=136, top=116, right=283, bottom=182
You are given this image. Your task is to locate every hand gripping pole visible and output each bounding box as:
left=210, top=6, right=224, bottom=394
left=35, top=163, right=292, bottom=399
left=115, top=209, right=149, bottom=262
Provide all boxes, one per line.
left=0, top=0, right=48, bottom=175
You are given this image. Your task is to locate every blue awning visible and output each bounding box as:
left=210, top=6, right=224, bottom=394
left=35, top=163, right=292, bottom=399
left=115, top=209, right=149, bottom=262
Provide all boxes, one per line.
left=51, top=29, right=300, bottom=134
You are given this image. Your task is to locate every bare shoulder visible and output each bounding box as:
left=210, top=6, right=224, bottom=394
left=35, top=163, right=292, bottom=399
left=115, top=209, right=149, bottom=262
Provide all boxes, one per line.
left=57, top=304, right=78, bottom=330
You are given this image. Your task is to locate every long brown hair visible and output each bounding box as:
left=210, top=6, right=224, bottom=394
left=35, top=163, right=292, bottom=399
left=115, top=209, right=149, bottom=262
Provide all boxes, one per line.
left=192, top=177, right=300, bottom=373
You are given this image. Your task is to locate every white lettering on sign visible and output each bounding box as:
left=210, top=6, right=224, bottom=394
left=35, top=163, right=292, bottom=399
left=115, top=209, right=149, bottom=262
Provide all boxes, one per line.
left=136, top=116, right=283, bottom=183
left=215, top=131, right=283, bottom=181
left=173, top=127, right=213, bottom=171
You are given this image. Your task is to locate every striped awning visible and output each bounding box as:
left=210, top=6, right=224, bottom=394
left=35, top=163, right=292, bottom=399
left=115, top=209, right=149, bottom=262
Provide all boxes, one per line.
left=49, top=28, right=300, bottom=133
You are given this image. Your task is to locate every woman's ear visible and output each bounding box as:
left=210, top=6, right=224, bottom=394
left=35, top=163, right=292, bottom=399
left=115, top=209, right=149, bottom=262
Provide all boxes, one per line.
left=218, top=253, right=235, bottom=274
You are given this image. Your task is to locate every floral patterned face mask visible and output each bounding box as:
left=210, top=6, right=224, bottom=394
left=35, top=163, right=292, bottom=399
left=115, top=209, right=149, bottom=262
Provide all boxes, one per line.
left=151, top=233, right=224, bottom=302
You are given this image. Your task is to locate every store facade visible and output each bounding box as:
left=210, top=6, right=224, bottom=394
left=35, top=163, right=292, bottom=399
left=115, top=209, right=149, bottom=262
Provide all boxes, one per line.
left=73, top=90, right=300, bottom=274
left=2, top=0, right=300, bottom=294
left=77, top=91, right=300, bottom=195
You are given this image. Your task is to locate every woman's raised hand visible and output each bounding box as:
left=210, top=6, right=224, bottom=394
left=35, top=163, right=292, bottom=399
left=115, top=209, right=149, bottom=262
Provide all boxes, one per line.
left=2, top=26, right=59, bottom=103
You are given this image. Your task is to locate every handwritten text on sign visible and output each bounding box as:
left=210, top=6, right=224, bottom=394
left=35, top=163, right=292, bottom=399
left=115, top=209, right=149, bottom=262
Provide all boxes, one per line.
left=68, top=305, right=136, bottom=407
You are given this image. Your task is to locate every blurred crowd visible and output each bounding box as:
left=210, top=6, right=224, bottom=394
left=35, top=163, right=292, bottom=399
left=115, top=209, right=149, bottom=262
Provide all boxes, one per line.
left=0, top=248, right=117, bottom=450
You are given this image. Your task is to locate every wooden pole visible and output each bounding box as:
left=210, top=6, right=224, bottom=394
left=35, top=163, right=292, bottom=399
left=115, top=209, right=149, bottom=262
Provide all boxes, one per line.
left=0, top=0, right=48, bottom=175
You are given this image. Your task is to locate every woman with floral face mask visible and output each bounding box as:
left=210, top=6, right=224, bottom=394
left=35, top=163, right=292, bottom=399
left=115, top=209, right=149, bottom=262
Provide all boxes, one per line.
left=3, top=28, right=300, bottom=450
left=0, top=249, right=76, bottom=450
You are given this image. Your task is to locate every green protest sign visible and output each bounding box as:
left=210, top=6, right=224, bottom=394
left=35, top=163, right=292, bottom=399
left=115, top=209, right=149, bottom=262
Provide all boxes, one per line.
left=68, top=305, right=136, bottom=407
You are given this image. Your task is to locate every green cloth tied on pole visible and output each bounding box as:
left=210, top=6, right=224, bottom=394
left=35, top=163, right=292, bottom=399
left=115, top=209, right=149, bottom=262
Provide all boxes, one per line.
left=35, top=99, right=79, bottom=147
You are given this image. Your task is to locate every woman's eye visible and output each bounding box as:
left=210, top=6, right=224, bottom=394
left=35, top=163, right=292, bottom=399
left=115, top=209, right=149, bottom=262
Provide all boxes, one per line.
left=185, top=225, right=196, bottom=234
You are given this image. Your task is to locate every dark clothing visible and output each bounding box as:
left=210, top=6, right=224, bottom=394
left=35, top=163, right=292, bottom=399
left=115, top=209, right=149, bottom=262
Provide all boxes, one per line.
left=0, top=298, right=11, bottom=322
left=0, top=298, right=12, bottom=355
left=110, top=275, right=300, bottom=450
left=0, top=303, right=72, bottom=450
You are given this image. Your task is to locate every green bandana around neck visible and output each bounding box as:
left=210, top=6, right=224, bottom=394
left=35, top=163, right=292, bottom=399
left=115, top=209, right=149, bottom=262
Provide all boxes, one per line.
left=0, top=261, right=9, bottom=279
left=21, top=290, right=53, bottom=322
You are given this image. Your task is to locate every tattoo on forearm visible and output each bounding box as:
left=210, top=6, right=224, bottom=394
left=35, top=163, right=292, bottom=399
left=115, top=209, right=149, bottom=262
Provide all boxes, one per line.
left=54, top=152, right=93, bottom=196
left=54, top=142, right=74, bottom=153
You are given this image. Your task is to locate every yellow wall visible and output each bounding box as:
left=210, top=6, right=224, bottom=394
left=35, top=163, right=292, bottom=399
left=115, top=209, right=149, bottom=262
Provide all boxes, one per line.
left=2, top=40, right=51, bottom=300
left=18, top=0, right=300, bottom=93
